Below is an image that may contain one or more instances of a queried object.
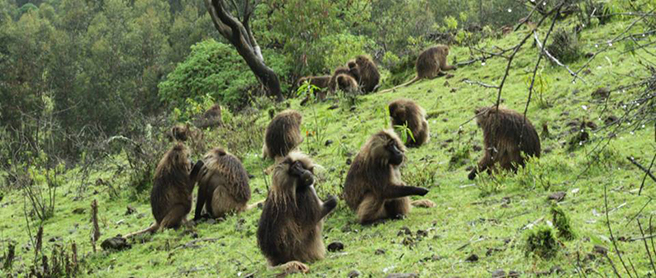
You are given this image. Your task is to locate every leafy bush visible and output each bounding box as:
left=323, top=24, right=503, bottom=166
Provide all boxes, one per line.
left=524, top=225, right=559, bottom=259
left=546, top=28, right=582, bottom=64
left=159, top=39, right=291, bottom=109
left=551, top=205, right=576, bottom=240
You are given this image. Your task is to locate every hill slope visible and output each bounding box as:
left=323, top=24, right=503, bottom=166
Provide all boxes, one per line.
left=1, top=19, right=655, bottom=277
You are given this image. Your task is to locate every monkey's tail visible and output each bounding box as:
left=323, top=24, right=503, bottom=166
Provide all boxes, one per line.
left=124, top=223, right=159, bottom=238
left=378, top=76, right=421, bottom=94
left=246, top=200, right=265, bottom=210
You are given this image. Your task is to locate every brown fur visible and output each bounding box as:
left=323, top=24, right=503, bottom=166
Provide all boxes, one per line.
left=257, top=152, right=337, bottom=270
left=468, top=106, right=542, bottom=180
left=380, top=45, right=455, bottom=93
left=195, top=104, right=223, bottom=128
left=335, top=74, right=359, bottom=94
left=355, top=55, right=380, bottom=93
left=194, top=147, right=253, bottom=220
left=125, top=143, right=202, bottom=238
left=328, top=66, right=358, bottom=94
left=347, top=61, right=361, bottom=83
left=297, top=76, right=331, bottom=105
left=168, top=124, right=191, bottom=142
left=343, top=130, right=429, bottom=224
left=388, top=99, right=429, bottom=147
left=262, top=110, right=303, bottom=161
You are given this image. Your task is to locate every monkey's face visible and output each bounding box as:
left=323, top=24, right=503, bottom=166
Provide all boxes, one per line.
left=273, top=156, right=315, bottom=196
left=474, top=107, right=493, bottom=127
left=387, top=142, right=404, bottom=166
left=388, top=104, right=406, bottom=125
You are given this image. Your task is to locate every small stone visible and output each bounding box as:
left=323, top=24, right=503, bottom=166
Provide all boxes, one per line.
left=101, top=237, right=131, bottom=251
left=125, top=205, right=137, bottom=215
left=325, top=140, right=334, bottom=146
left=416, top=230, right=428, bottom=238
left=592, top=87, right=610, bottom=99
left=328, top=104, right=339, bottom=110
left=327, top=241, right=344, bottom=252
left=593, top=245, right=608, bottom=255
left=386, top=274, right=418, bottom=278
left=375, top=249, right=386, bottom=255
left=548, top=191, right=566, bottom=202
left=398, top=226, right=412, bottom=236
left=348, top=270, right=362, bottom=277
left=465, top=254, right=479, bottom=262
left=491, top=269, right=506, bottom=278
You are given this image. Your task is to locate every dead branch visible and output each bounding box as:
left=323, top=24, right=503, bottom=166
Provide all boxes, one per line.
left=627, top=155, right=656, bottom=195
left=494, top=1, right=565, bottom=109
left=174, top=238, right=222, bottom=250
left=604, top=183, right=633, bottom=277
left=532, top=31, right=587, bottom=83
left=462, top=79, right=499, bottom=89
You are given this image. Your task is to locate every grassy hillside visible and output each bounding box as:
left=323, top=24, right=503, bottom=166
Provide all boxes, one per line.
left=1, top=19, right=655, bottom=277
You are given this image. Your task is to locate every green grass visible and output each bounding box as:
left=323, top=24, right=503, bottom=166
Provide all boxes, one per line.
left=1, top=18, right=655, bottom=277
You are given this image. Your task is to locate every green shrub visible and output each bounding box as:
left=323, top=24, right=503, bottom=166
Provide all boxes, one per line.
left=546, top=28, right=582, bottom=64
left=159, top=39, right=292, bottom=109
left=551, top=205, right=576, bottom=240
left=524, top=225, right=559, bottom=259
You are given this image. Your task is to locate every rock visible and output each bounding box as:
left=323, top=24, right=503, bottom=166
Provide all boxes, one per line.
left=386, top=274, right=418, bottom=278
left=508, top=270, right=520, bottom=277
left=375, top=249, right=386, bottom=255
left=591, top=87, right=610, bottom=99
left=465, top=254, right=479, bottom=262
left=491, top=269, right=506, bottom=278
left=101, top=237, right=131, bottom=251
left=548, top=191, right=566, bottom=202
left=325, top=140, right=334, bottom=146
left=593, top=245, right=608, bottom=255
left=348, top=270, right=362, bottom=277
left=328, top=104, right=339, bottom=110
left=416, top=230, right=428, bottom=238
left=327, top=241, right=344, bottom=252
left=398, top=226, right=412, bottom=236
left=604, top=115, right=618, bottom=125
left=125, top=205, right=137, bottom=215
left=346, top=158, right=352, bottom=165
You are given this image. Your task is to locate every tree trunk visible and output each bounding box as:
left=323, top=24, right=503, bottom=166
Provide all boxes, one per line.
left=205, top=0, right=284, bottom=102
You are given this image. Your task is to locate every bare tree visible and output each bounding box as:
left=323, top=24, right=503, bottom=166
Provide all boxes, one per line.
left=205, top=0, right=284, bottom=102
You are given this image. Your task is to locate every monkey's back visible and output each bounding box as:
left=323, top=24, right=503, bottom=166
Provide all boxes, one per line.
left=257, top=189, right=325, bottom=265
left=200, top=149, right=251, bottom=204
left=482, top=109, right=541, bottom=165
left=264, top=111, right=302, bottom=158
left=416, top=47, right=442, bottom=79
left=150, top=170, right=192, bottom=224
left=356, top=56, right=380, bottom=93
left=343, top=152, right=391, bottom=211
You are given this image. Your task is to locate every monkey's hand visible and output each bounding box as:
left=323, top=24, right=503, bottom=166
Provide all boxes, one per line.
left=321, top=195, right=338, bottom=217
left=324, top=195, right=338, bottom=210
left=468, top=169, right=477, bottom=180
left=413, top=187, right=429, bottom=196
